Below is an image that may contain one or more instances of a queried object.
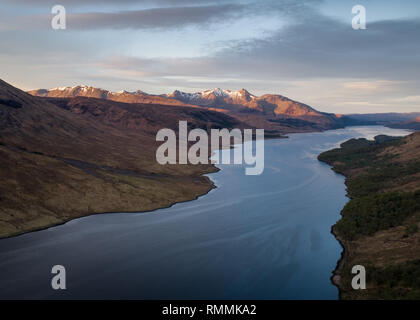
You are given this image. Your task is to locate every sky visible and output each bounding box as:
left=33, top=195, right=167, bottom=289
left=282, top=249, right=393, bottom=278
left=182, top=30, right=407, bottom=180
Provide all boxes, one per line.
left=0, top=0, right=419, bottom=114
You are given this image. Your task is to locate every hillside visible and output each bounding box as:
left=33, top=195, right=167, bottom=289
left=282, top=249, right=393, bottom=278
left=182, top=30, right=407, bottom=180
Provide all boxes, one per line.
left=0, top=79, right=249, bottom=238
left=318, top=132, right=420, bottom=299
left=43, top=96, right=243, bottom=135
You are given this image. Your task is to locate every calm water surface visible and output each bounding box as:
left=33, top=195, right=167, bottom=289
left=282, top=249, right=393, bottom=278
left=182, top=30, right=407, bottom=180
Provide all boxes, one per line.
left=0, top=126, right=412, bottom=299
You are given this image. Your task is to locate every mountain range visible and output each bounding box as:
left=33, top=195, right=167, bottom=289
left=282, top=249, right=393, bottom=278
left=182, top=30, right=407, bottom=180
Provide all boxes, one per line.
left=29, top=86, right=343, bottom=132
left=30, top=86, right=323, bottom=116
left=166, top=88, right=321, bottom=117
left=31, top=85, right=420, bottom=134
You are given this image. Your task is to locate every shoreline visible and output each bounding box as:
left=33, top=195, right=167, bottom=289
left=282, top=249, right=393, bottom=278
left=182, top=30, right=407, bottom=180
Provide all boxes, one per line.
left=321, top=150, right=356, bottom=300
left=320, top=148, right=351, bottom=300
left=330, top=224, right=346, bottom=299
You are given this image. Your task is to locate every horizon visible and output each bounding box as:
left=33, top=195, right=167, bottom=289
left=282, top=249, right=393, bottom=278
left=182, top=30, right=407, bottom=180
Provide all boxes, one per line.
left=1, top=0, right=420, bottom=114
left=17, top=81, right=420, bottom=115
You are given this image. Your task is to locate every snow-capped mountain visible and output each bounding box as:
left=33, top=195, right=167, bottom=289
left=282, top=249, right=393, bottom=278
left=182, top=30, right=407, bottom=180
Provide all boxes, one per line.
left=31, top=85, right=153, bottom=98
left=169, top=88, right=256, bottom=100
left=28, top=85, right=193, bottom=107
left=166, top=88, right=325, bottom=117
left=166, top=88, right=257, bottom=108
left=28, top=86, right=341, bottom=129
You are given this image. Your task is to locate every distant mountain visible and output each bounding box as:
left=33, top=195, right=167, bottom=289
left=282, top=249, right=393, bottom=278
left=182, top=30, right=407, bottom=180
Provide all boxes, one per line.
left=167, top=88, right=257, bottom=109
left=30, top=86, right=342, bottom=131
left=166, top=88, right=324, bottom=117
left=340, top=112, right=420, bottom=131
left=28, top=85, right=198, bottom=108
left=343, top=112, right=420, bottom=124
left=388, top=116, right=420, bottom=130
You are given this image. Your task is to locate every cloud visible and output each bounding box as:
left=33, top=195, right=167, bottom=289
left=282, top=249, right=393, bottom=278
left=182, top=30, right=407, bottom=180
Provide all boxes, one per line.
left=2, top=0, right=321, bottom=31
left=5, top=0, right=231, bottom=5
left=341, top=80, right=401, bottom=91
left=1, top=4, right=249, bottom=31
left=66, top=4, right=246, bottom=30
left=394, top=95, right=420, bottom=104
left=4, top=0, right=318, bottom=7
left=2, top=0, right=419, bottom=113
left=229, top=15, right=420, bottom=80
left=93, top=10, right=420, bottom=113
left=98, top=12, right=420, bottom=81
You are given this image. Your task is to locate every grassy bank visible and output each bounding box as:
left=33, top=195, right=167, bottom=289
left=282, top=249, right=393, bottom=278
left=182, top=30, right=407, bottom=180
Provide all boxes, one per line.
left=0, top=143, right=218, bottom=239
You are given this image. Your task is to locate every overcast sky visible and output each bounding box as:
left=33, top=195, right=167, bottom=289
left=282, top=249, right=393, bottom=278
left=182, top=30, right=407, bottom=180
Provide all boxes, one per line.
left=1, top=0, right=419, bottom=113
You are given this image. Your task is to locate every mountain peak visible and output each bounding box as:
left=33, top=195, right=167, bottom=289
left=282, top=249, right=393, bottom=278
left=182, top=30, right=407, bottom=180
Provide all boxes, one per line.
left=238, top=88, right=251, bottom=94
left=201, top=88, right=227, bottom=97
left=201, top=88, right=256, bottom=99
left=50, top=84, right=96, bottom=91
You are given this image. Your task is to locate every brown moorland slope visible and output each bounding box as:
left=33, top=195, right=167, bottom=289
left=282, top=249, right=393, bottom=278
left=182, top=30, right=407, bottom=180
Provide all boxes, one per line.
left=0, top=79, right=251, bottom=238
